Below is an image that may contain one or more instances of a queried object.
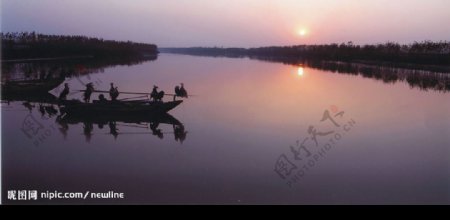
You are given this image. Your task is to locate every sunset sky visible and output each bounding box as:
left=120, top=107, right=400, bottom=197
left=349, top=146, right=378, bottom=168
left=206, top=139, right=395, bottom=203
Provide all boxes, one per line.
left=2, top=0, right=450, bottom=47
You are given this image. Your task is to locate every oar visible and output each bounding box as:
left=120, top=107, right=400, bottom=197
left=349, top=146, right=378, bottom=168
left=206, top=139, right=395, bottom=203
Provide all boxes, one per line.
left=119, top=95, right=149, bottom=101
left=75, top=89, right=149, bottom=95
left=75, top=89, right=195, bottom=97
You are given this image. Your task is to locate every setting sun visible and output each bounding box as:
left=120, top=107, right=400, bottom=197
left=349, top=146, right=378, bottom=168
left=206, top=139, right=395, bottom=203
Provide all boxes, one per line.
left=298, top=29, right=308, bottom=37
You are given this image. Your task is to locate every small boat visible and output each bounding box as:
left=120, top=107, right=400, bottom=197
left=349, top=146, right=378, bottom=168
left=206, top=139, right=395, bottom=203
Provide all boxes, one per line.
left=1, top=92, right=59, bottom=104
left=1, top=78, right=65, bottom=95
left=60, top=100, right=183, bottom=115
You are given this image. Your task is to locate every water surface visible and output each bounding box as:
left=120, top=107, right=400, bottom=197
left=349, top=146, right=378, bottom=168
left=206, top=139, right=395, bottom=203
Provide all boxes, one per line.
left=2, top=54, right=450, bottom=204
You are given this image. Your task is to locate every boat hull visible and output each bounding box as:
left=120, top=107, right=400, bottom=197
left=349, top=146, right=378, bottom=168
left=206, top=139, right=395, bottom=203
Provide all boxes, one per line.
left=1, top=78, right=64, bottom=95
left=60, top=100, right=183, bottom=115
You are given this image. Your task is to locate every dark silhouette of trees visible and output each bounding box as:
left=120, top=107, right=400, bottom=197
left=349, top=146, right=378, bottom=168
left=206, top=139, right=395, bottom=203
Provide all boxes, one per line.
left=1, top=32, right=158, bottom=60
left=161, top=41, right=450, bottom=66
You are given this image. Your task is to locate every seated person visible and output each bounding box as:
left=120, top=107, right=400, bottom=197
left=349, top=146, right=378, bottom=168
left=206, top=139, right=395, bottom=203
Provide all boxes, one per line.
left=95, top=94, right=108, bottom=103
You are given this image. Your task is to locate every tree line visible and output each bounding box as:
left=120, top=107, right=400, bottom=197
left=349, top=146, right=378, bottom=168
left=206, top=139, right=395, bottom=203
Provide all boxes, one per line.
left=1, top=32, right=158, bottom=60
left=161, top=41, right=450, bottom=66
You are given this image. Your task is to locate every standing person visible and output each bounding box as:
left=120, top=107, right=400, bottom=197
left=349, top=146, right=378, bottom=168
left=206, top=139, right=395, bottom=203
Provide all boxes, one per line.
left=151, top=85, right=165, bottom=102
left=179, top=83, right=188, bottom=98
left=83, top=83, right=94, bottom=103
left=109, top=83, right=119, bottom=101
left=174, top=83, right=188, bottom=100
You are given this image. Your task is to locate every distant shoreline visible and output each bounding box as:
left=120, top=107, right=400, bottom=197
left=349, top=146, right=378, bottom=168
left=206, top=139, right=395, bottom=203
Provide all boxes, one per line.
left=160, top=42, right=450, bottom=65
left=160, top=43, right=450, bottom=73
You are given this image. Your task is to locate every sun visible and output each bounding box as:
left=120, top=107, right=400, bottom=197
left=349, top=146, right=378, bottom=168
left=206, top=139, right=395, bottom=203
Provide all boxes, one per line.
left=298, top=29, right=308, bottom=37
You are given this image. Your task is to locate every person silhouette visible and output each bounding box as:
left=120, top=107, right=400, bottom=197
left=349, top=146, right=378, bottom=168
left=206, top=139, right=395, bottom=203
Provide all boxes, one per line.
left=151, top=85, right=165, bottom=102
left=83, top=83, right=95, bottom=103
left=109, top=83, right=119, bottom=101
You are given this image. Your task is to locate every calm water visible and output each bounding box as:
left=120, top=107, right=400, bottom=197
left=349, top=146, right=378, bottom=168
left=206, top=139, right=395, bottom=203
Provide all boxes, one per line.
left=2, top=54, right=450, bottom=204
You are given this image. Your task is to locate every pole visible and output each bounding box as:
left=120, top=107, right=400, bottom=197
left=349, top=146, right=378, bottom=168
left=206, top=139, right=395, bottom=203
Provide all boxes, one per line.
left=75, top=90, right=178, bottom=96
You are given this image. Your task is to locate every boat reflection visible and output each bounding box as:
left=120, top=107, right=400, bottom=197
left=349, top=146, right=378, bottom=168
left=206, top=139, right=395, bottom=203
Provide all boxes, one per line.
left=56, top=112, right=187, bottom=143
left=1, top=90, right=187, bottom=144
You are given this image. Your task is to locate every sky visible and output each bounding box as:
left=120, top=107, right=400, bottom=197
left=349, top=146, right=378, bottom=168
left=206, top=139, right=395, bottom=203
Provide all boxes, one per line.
left=1, top=0, right=450, bottom=47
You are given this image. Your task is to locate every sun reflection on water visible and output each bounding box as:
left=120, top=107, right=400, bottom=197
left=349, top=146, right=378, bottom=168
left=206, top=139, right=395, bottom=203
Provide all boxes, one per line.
left=297, top=67, right=304, bottom=76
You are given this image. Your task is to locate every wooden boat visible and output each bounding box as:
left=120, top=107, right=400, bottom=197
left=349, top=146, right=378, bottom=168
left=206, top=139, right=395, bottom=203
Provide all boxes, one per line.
left=1, top=91, right=58, bottom=104
left=60, top=100, right=183, bottom=115
left=1, top=78, right=65, bottom=95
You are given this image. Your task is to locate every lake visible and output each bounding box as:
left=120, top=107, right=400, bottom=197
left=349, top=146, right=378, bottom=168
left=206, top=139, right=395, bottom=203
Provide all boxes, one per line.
left=2, top=54, right=450, bottom=204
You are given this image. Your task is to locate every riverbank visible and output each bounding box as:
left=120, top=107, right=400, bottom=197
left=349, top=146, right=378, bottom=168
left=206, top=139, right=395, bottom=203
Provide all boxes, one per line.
left=1, top=32, right=158, bottom=61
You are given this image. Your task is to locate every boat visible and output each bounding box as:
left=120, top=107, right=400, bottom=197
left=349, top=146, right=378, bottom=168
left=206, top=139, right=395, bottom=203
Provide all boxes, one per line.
left=1, top=77, right=65, bottom=95
left=1, top=91, right=59, bottom=104
left=59, top=100, right=183, bottom=115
